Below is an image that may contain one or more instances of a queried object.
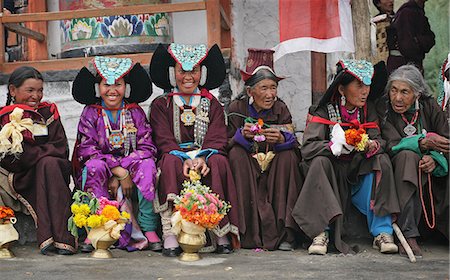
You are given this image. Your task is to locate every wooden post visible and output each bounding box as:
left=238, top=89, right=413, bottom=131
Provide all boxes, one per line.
left=26, top=0, right=47, bottom=61
left=219, top=0, right=231, bottom=48
left=311, top=52, right=327, bottom=105
left=351, top=0, right=371, bottom=60
left=0, top=0, right=5, bottom=64
left=206, top=0, right=221, bottom=48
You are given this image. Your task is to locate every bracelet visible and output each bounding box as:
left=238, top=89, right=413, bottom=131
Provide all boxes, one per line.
left=115, top=170, right=129, bottom=181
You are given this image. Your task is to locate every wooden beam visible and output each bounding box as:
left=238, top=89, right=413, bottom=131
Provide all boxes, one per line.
left=4, top=23, right=45, bottom=42
left=0, top=53, right=153, bottom=74
left=0, top=0, right=5, bottom=63
left=0, top=2, right=206, bottom=23
left=219, top=0, right=231, bottom=48
left=311, top=52, right=327, bottom=105
left=351, top=0, right=371, bottom=60
left=26, top=0, right=47, bottom=61
left=206, top=0, right=221, bottom=48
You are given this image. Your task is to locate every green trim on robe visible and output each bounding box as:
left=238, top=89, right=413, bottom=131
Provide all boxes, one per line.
left=392, top=134, right=448, bottom=177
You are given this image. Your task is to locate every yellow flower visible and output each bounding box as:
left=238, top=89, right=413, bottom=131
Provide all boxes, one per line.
left=73, top=214, right=87, bottom=228
left=356, top=133, right=369, bottom=152
left=87, top=214, right=104, bottom=228
left=189, top=170, right=201, bottom=181
left=121, top=211, right=130, bottom=220
left=71, top=204, right=79, bottom=215
left=101, top=205, right=121, bottom=221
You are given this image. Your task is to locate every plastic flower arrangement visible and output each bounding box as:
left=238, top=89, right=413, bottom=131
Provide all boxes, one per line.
left=250, top=118, right=266, bottom=142
left=0, top=206, right=15, bottom=224
left=67, top=190, right=130, bottom=239
left=345, top=127, right=369, bottom=152
left=172, top=172, right=231, bottom=229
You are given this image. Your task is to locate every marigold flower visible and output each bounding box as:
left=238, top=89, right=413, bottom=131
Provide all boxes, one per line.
left=101, top=205, right=121, bottom=221
left=73, top=214, right=87, bottom=228
left=121, top=211, right=130, bottom=220
left=87, top=214, right=104, bottom=228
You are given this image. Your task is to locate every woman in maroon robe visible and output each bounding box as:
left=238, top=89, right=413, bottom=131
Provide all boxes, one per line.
left=227, top=49, right=302, bottom=251
left=0, top=66, right=76, bottom=255
left=149, top=43, right=239, bottom=257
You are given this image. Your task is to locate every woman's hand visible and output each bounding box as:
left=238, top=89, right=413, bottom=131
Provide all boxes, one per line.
left=108, top=176, right=119, bottom=199
left=182, top=157, right=210, bottom=177
left=262, top=128, right=285, bottom=144
left=241, top=123, right=256, bottom=139
left=420, top=134, right=450, bottom=153
left=365, top=139, right=378, bottom=153
left=111, top=166, right=134, bottom=199
left=419, top=155, right=436, bottom=173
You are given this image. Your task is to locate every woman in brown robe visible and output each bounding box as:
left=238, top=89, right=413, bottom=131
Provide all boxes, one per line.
left=149, top=43, right=239, bottom=257
left=292, top=60, right=399, bottom=255
left=0, top=66, right=76, bottom=255
left=227, top=49, right=301, bottom=251
left=377, top=65, right=449, bottom=258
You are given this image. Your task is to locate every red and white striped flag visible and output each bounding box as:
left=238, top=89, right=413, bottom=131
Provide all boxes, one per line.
left=274, top=0, right=354, bottom=60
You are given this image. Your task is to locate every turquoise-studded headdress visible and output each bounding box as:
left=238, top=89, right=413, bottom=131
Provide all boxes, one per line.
left=149, top=43, right=226, bottom=91
left=319, top=59, right=386, bottom=106
left=72, top=56, right=152, bottom=105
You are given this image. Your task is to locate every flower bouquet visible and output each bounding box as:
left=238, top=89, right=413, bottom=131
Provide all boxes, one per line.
left=171, top=171, right=231, bottom=261
left=0, top=206, right=19, bottom=258
left=248, top=118, right=275, bottom=172
left=68, top=190, right=130, bottom=258
left=345, top=127, right=369, bottom=152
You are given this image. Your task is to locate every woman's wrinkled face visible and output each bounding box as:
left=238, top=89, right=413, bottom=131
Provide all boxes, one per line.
left=389, top=80, right=417, bottom=114
left=99, top=77, right=126, bottom=109
left=339, top=79, right=370, bottom=110
left=248, top=79, right=278, bottom=112
left=9, top=78, right=44, bottom=109
left=175, top=63, right=201, bottom=94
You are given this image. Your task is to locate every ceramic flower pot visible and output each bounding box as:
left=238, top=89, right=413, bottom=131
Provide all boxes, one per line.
left=0, top=217, right=19, bottom=259
left=177, top=220, right=206, bottom=262
left=87, top=227, right=118, bottom=259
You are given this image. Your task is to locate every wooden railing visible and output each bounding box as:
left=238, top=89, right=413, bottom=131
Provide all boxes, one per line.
left=0, top=0, right=230, bottom=74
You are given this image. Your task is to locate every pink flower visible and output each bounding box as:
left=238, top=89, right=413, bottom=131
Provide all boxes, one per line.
left=253, top=135, right=266, bottom=142
left=196, top=194, right=206, bottom=204
left=207, top=203, right=217, bottom=214
left=250, top=124, right=260, bottom=133
left=97, top=197, right=119, bottom=214
left=205, top=193, right=218, bottom=205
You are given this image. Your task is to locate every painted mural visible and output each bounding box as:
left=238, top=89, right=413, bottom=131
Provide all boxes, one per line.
left=59, top=0, right=172, bottom=55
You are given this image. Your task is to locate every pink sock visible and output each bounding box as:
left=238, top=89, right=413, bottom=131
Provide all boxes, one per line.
left=163, top=235, right=179, bottom=249
left=145, top=231, right=161, bottom=243
left=217, top=235, right=230, bottom=246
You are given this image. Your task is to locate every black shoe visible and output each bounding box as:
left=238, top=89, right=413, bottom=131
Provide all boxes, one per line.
left=162, top=246, right=182, bottom=257
left=148, top=241, right=163, bottom=252
left=80, top=243, right=94, bottom=253
left=57, top=249, right=75, bottom=255
left=216, top=244, right=232, bottom=254
left=40, top=243, right=56, bottom=255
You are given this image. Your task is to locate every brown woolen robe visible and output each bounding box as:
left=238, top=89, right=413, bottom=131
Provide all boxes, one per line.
left=292, top=101, right=400, bottom=254
left=226, top=97, right=302, bottom=250
left=377, top=96, right=449, bottom=239
left=149, top=94, right=239, bottom=243
left=0, top=104, right=76, bottom=252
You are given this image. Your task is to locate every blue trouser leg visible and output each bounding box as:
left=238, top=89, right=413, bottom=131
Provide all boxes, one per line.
left=351, top=173, right=393, bottom=237
left=137, top=189, right=158, bottom=232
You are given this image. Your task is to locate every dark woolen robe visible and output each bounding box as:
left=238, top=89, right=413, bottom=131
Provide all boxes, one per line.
left=227, top=97, right=302, bottom=250
left=149, top=94, right=239, bottom=243
left=377, top=96, right=449, bottom=239
left=0, top=103, right=76, bottom=252
left=386, top=0, right=435, bottom=73
left=292, top=101, right=400, bottom=254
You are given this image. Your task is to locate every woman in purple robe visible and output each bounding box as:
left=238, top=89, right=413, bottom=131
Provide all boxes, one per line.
left=72, top=57, right=161, bottom=251
left=149, top=43, right=239, bottom=257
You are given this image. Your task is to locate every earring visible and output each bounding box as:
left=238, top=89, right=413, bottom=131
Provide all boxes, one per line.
left=11, top=96, right=15, bottom=103
left=415, top=98, right=419, bottom=110
left=274, top=96, right=278, bottom=101
left=340, top=95, right=346, bottom=106
left=94, top=83, right=100, bottom=98
left=249, top=96, right=254, bottom=105
left=168, top=66, right=176, bottom=88
left=125, top=83, right=131, bottom=98
left=199, top=65, right=207, bottom=86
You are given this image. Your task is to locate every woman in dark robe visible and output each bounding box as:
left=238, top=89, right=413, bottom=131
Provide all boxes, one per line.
left=377, top=65, right=449, bottom=258
left=292, top=60, right=400, bottom=255
left=0, top=66, right=76, bottom=255
left=149, top=43, right=239, bottom=257
left=227, top=48, right=302, bottom=251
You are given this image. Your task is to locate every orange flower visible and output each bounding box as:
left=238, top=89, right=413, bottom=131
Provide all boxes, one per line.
left=101, top=205, right=121, bottom=221
left=345, top=128, right=365, bottom=146
left=257, top=118, right=264, bottom=127
left=0, top=206, right=15, bottom=220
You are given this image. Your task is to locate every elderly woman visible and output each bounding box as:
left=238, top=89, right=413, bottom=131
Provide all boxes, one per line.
left=227, top=49, right=302, bottom=251
left=0, top=66, right=76, bottom=255
left=292, top=60, right=400, bottom=255
left=149, top=43, right=239, bottom=257
left=377, top=65, right=449, bottom=258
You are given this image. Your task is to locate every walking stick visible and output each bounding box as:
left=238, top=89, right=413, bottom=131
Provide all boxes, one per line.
left=392, top=223, right=416, bottom=263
